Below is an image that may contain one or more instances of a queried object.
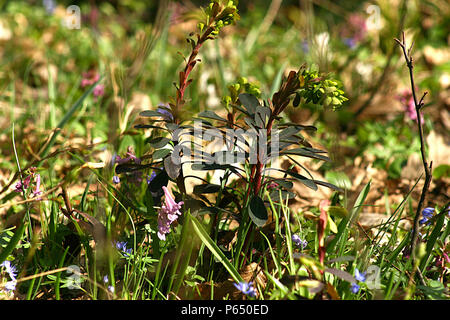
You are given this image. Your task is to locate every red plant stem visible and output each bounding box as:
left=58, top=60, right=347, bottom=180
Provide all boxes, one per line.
left=175, top=26, right=215, bottom=120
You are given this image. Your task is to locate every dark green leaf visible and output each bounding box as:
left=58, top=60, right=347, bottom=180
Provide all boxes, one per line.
left=238, top=93, right=260, bottom=115
left=149, top=137, right=171, bottom=149
left=139, top=110, right=166, bottom=117
left=152, top=148, right=171, bottom=160
left=249, top=196, right=268, bottom=227
left=149, top=170, right=169, bottom=193
left=164, top=156, right=181, bottom=179
left=193, top=184, right=221, bottom=194
left=281, top=148, right=330, bottom=161
left=198, top=110, right=228, bottom=122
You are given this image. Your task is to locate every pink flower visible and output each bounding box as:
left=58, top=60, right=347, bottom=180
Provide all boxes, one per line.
left=81, top=70, right=100, bottom=88
left=398, top=90, right=424, bottom=123
left=157, top=186, right=184, bottom=241
left=33, top=173, right=42, bottom=198
left=93, top=84, right=105, bottom=99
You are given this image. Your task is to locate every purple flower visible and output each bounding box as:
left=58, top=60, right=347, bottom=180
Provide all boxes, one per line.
left=420, top=207, right=435, bottom=225
left=115, top=241, right=132, bottom=256
left=102, top=275, right=114, bottom=293
left=422, top=207, right=434, bottom=219
left=397, top=90, right=424, bottom=123
left=43, top=0, right=55, bottom=14
left=81, top=70, right=100, bottom=88
left=301, top=40, right=309, bottom=53
left=350, top=283, right=360, bottom=294
left=147, top=171, right=157, bottom=184
left=4, top=280, right=17, bottom=292
left=33, top=173, right=42, bottom=198
left=354, top=268, right=366, bottom=282
left=93, top=84, right=105, bottom=100
left=112, top=175, right=120, bottom=184
left=157, top=186, right=184, bottom=241
left=14, top=175, right=32, bottom=193
left=343, top=37, right=357, bottom=49
left=114, top=147, right=141, bottom=165
left=0, top=261, right=17, bottom=280
left=234, top=281, right=257, bottom=297
left=156, top=103, right=174, bottom=121
left=291, top=234, right=307, bottom=250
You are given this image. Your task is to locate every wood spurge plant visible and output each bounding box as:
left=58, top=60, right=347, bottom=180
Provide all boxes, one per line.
left=0, top=0, right=448, bottom=303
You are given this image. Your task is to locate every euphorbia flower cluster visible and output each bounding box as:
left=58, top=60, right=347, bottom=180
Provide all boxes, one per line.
left=157, top=186, right=184, bottom=241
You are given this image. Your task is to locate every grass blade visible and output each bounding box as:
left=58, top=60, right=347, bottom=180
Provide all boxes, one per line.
left=190, top=214, right=243, bottom=283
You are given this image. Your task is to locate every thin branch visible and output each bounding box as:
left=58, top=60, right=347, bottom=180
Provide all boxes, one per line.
left=395, top=31, right=433, bottom=267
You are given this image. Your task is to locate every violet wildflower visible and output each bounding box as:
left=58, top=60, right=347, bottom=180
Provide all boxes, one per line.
left=147, top=171, right=157, bottom=184
left=114, top=147, right=141, bottom=165
left=0, top=261, right=17, bottom=280
left=4, top=280, right=17, bottom=291
left=115, top=241, right=132, bottom=256
left=112, top=175, right=120, bottom=184
left=14, top=175, right=32, bottom=193
left=350, top=268, right=366, bottom=294
left=43, top=0, right=55, bottom=14
left=354, top=268, right=366, bottom=282
left=1, top=261, right=18, bottom=293
left=102, top=275, right=114, bottom=293
left=234, top=281, right=257, bottom=297
left=419, top=207, right=435, bottom=225
left=156, top=103, right=174, bottom=121
left=291, top=234, right=307, bottom=250
left=350, top=283, right=360, bottom=294
left=157, top=186, right=184, bottom=241
left=340, top=13, right=367, bottom=49
left=301, top=40, right=309, bottom=53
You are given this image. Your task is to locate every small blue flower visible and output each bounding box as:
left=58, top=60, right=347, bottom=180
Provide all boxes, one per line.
left=301, top=40, right=309, bottom=53
left=419, top=218, right=429, bottom=225
left=102, top=275, right=114, bottom=293
left=115, top=241, right=132, bottom=256
left=156, top=103, right=174, bottom=121
left=112, top=175, right=120, bottom=184
left=43, top=0, right=56, bottom=14
left=4, top=280, right=17, bottom=292
left=147, top=171, right=157, bottom=184
left=291, top=234, right=307, bottom=250
left=354, top=268, right=366, bottom=282
left=234, top=281, right=257, bottom=297
left=0, top=261, right=17, bottom=280
left=422, top=207, right=434, bottom=219
left=343, top=37, right=357, bottom=49
left=350, top=283, right=360, bottom=294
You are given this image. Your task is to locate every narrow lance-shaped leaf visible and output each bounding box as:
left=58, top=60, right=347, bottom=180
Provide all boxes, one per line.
left=249, top=195, right=268, bottom=227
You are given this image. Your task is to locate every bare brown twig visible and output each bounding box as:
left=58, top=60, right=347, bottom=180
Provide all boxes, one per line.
left=394, top=32, right=433, bottom=266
